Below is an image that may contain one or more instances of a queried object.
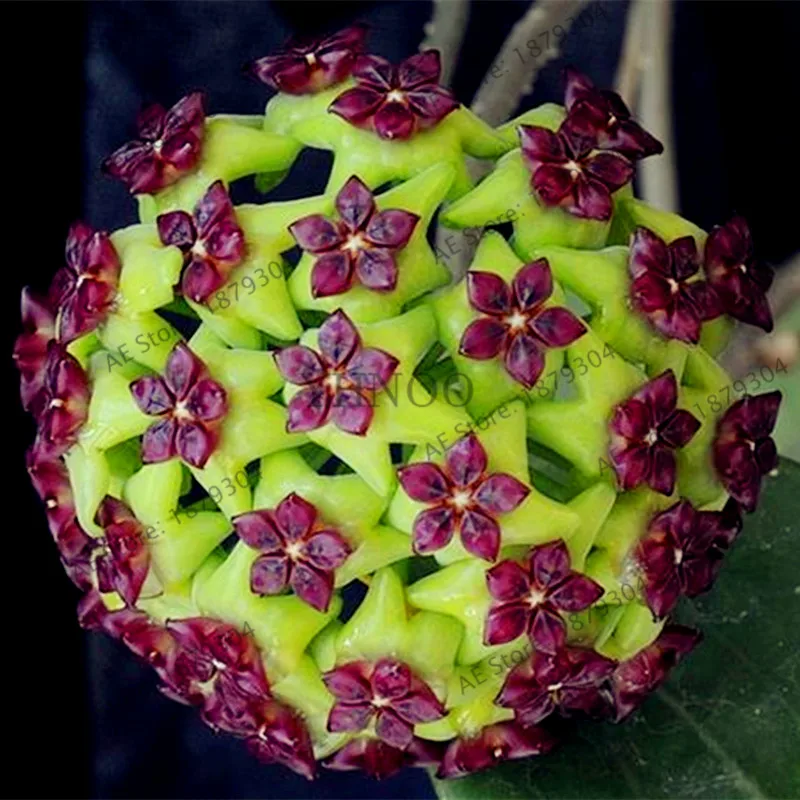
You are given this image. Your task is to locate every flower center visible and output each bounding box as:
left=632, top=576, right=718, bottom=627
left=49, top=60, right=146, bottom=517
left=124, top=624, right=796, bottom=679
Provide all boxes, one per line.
left=153, top=139, right=164, bottom=156
left=667, top=278, right=680, bottom=295
left=451, top=489, right=473, bottom=511
left=674, top=548, right=684, bottom=565
left=739, top=262, right=748, bottom=274
left=505, top=310, right=528, bottom=332
left=305, top=52, right=317, bottom=67
left=342, top=233, right=368, bottom=254
left=192, top=240, right=207, bottom=258
left=527, top=588, right=547, bottom=608
left=644, top=428, right=659, bottom=446
left=608, top=113, right=618, bottom=127
left=386, top=89, right=406, bottom=103
left=286, top=540, right=303, bottom=561
left=50, top=397, right=65, bottom=409
left=565, top=160, right=582, bottom=180
left=372, top=695, right=390, bottom=708
left=492, top=746, right=504, bottom=759
left=46, top=497, right=58, bottom=509
left=174, top=400, right=194, bottom=421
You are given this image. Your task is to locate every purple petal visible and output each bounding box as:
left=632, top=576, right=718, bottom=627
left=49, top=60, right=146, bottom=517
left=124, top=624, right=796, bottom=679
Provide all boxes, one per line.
left=181, top=257, right=222, bottom=304
left=549, top=574, right=604, bottom=612
left=374, top=102, right=416, bottom=141
left=365, top=209, right=419, bottom=249
left=289, top=215, right=343, bottom=253
left=486, top=560, right=530, bottom=602
left=157, top=210, right=196, bottom=250
left=329, top=86, right=384, bottom=126
left=445, top=433, right=487, bottom=488
left=460, top=509, right=501, bottom=562
left=331, top=388, right=373, bottom=435
left=564, top=67, right=595, bottom=109
left=532, top=164, right=574, bottom=206
left=412, top=506, right=456, bottom=554
left=584, top=152, right=633, bottom=191
left=141, top=418, right=177, bottom=463
left=164, top=343, right=204, bottom=402
left=467, top=271, right=512, bottom=316
left=519, top=125, right=566, bottom=165
left=397, top=49, right=441, bottom=88
left=529, top=607, right=567, bottom=655
left=344, top=346, right=399, bottom=391
left=372, top=659, right=412, bottom=699
left=301, top=529, right=351, bottom=570
left=311, top=252, right=354, bottom=298
left=392, top=680, right=445, bottom=724
left=286, top=385, right=332, bottom=433
left=336, top=176, right=375, bottom=231
left=375, top=709, right=414, bottom=750
left=327, top=701, right=373, bottom=733
left=354, top=248, right=398, bottom=292
left=459, top=318, right=507, bottom=360
left=397, top=462, right=451, bottom=503
left=250, top=553, right=291, bottom=595
left=484, top=602, right=529, bottom=646
left=574, top=177, right=613, bottom=220
left=290, top=561, right=334, bottom=611
left=276, top=493, right=317, bottom=541
left=318, top=310, right=360, bottom=368
left=130, top=376, right=174, bottom=416
left=669, top=236, right=701, bottom=282
left=648, top=445, right=677, bottom=496
left=529, top=540, right=572, bottom=588
left=660, top=408, right=701, bottom=448
left=185, top=378, right=228, bottom=422
left=233, top=510, right=283, bottom=552
left=609, top=442, right=652, bottom=491
left=175, top=421, right=215, bottom=468
left=635, top=370, right=678, bottom=424
left=629, top=227, right=670, bottom=280
left=474, top=474, right=530, bottom=515
left=274, top=346, right=326, bottom=386
left=530, top=307, right=586, bottom=348
left=504, top=333, right=545, bottom=390
left=323, top=662, right=372, bottom=703
left=352, top=54, right=394, bottom=89
left=512, top=259, right=553, bottom=311
left=406, top=86, right=459, bottom=124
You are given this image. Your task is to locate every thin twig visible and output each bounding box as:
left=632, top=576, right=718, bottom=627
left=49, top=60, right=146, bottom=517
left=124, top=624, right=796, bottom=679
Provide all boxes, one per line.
left=420, top=0, right=471, bottom=87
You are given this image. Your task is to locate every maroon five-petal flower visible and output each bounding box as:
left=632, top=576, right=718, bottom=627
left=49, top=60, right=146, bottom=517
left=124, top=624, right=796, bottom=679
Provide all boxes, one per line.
left=713, top=391, right=782, bottom=512
left=245, top=698, right=318, bottom=780
left=519, top=122, right=634, bottom=221
left=233, top=493, right=351, bottom=612
left=249, top=24, right=368, bottom=94
left=130, top=342, right=228, bottom=469
left=329, top=50, right=458, bottom=140
left=323, top=658, right=445, bottom=751
left=397, top=433, right=530, bottom=562
left=497, top=646, right=616, bottom=727
left=325, top=735, right=443, bottom=780
left=609, top=624, right=702, bottom=721
left=103, top=92, right=206, bottom=194
left=13, top=288, right=56, bottom=413
left=274, top=309, right=398, bottom=435
left=636, top=498, right=743, bottom=619
left=459, top=259, right=586, bottom=389
left=30, top=342, right=91, bottom=460
left=628, top=227, right=720, bottom=343
left=561, top=67, right=664, bottom=160
left=48, top=222, right=121, bottom=344
left=704, top=217, right=774, bottom=332
left=289, top=176, right=418, bottom=297
left=484, top=540, right=604, bottom=653
left=157, top=180, right=246, bottom=303
left=609, top=369, right=701, bottom=495
left=437, top=722, right=558, bottom=779
left=93, top=496, right=151, bottom=606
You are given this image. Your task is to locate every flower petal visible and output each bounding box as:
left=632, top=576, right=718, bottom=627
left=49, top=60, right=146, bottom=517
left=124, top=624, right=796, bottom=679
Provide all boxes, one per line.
left=274, top=345, right=326, bottom=386
left=406, top=86, right=459, bottom=124
left=519, top=125, right=566, bottom=165
left=276, top=493, right=317, bottom=541
left=460, top=508, right=501, bottom=562
left=175, top=421, right=216, bottom=468
left=289, top=214, right=343, bottom=253
left=484, top=602, right=528, bottom=646
left=486, top=560, right=530, bottom=602
left=412, top=506, right=456, bottom=554
left=549, top=573, right=604, bottom=612
left=372, top=658, right=412, bottom=699
left=375, top=709, right=414, bottom=750
left=467, top=271, right=512, bottom=316
left=164, top=343, right=204, bottom=401
left=323, top=662, right=372, bottom=703
left=185, top=378, right=228, bottom=422
left=393, top=680, right=445, bottom=724
left=311, top=252, right=354, bottom=298
left=529, top=539, right=572, bottom=588
left=330, top=388, right=373, bottom=435
left=529, top=607, right=567, bottom=655
left=398, top=49, right=441, bottom=88
left=584, top=152, right=633, bottom=190
left=648, top=445, right=677, bottom=496
left=233, top=510, right=283, bottom=552
left=530, top=306, right=586, bottom=348
left=354, top=248, right=398, bottom=292
left=504, top=333, right=545, bottom=390
left=344, top=346, right=399, bottom=392
left=474, top=474, right=530, bottom=514
left=635, top=369, right=678, bottom=423
left=130, top=376, right=174, bottom=416
left=250, top=553, right=291, bottom=595
left=574, top=177, right=613, bottom=220
left=291, top=560, right=334, bottom=611
left=512, top=259, right=553, bottom=310
left=318, top=309, right=360, bottom=367
left=459, top=318, right=507, bottom=360
left=141, top=417, right=177, bottom=463
left=352, top=53, right=394, bottom=89
left=445, top=433, right=487, bottom=488
left=301, top=529, right=351, bottom=570
left=286, top=385, right=331, bottom=433
left=365, top=208, right=419, bottom=248
left=374, top=102, right=417, bottom=140
left=397, top=462, right=451, bottom=503
left=157, top=210, right=196, bottom=250
left=327, top=701, right=374, bottom=733
left=336, top=176, right=375, bottom=231
left=532, top=163, right=575, bottom=206
left=629, top=227, right=671, bottom=280
left=329, top=86, right=384, bottom=125
left=659, top=408, right=701, bottom=448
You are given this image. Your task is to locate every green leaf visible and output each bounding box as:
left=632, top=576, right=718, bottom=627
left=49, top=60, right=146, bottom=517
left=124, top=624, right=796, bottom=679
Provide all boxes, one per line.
left=433, top=459, right=800, bottom=799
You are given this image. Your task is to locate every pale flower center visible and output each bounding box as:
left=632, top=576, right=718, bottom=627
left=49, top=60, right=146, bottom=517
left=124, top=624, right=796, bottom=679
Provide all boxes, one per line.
left=527, top=588, right=546, bottom=608
left=386, top=89, right=406, bottom=103
left=505, top=310, right=528, bottom=332
left=674, top=548, right=684, bottom=565
left=451, top=489, right=472, bottom=511
left=286, top=541, right=303, bottom=561
left=305, top=52, right=317, bottom=67
left=644, top=428, right=659, bottom=446
left=667, top=278, right=680, bottom=295
left=565, top=160, right=581, bottom=180
left=342, top=233, right=367, bottom=254
left=192, top=239, right=207, bottom=259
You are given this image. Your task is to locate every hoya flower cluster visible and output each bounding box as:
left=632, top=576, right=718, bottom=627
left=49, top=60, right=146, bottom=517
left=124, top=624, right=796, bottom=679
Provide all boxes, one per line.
left=15, top=22, right=781, bottom=782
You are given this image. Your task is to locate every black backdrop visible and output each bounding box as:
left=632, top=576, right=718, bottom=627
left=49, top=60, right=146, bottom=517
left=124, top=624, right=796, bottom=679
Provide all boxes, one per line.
left=4, top=2, right=799, bottom=798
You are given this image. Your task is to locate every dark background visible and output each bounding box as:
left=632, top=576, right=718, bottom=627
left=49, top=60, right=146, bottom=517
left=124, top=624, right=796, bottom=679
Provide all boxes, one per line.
left=4, top=2, right=799, bottom=798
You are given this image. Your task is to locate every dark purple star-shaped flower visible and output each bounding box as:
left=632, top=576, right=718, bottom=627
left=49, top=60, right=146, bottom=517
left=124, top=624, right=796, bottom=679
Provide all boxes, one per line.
left=233, top=492, right=351, bottom=612
left=329, top=50, right=458, bottom=141
left=561, top=67, right=664, bottom=160
left=13, top=288, right=56, bottom=413
left=496, top=645, right=616, bottom=727
left=249, top=24, right=368, bottom=94
left=519, top=122, right=634, bottom=221
left=459, top=259, right=586, bottom=389
left=48, top=222, right=121, bottom=344
left=29, top=342, right=91, bottom=460
left=93, top=495, right=151, bottom=606
left=704, top=216, right=774, bottom=332
left=628, top=227, right=720, bottom=344
left=636, top=498, right=743, bottom=619
left=397, top=433, right=530, bottom=562
left=289, top=176, right=418, bottom=297
left=609, top=369, right=701, bottom=495
left=103, top=92, right=206, bottom=195
left=609, top=624, right=702, bottom=721
left=437, top=721, right=558, bottom=779
left=323, top=658, right=446, bottom=751
left=157, top=180, right=246, bottom=303
left=274, top=309, right=399, bottom=435
left=484, top=539, right=604, bottom=653
left=130, top=342, right=228, bottom=469
left=713, top=391, right=782, bottom=512
left=325, top=735, right=443, bottom=780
